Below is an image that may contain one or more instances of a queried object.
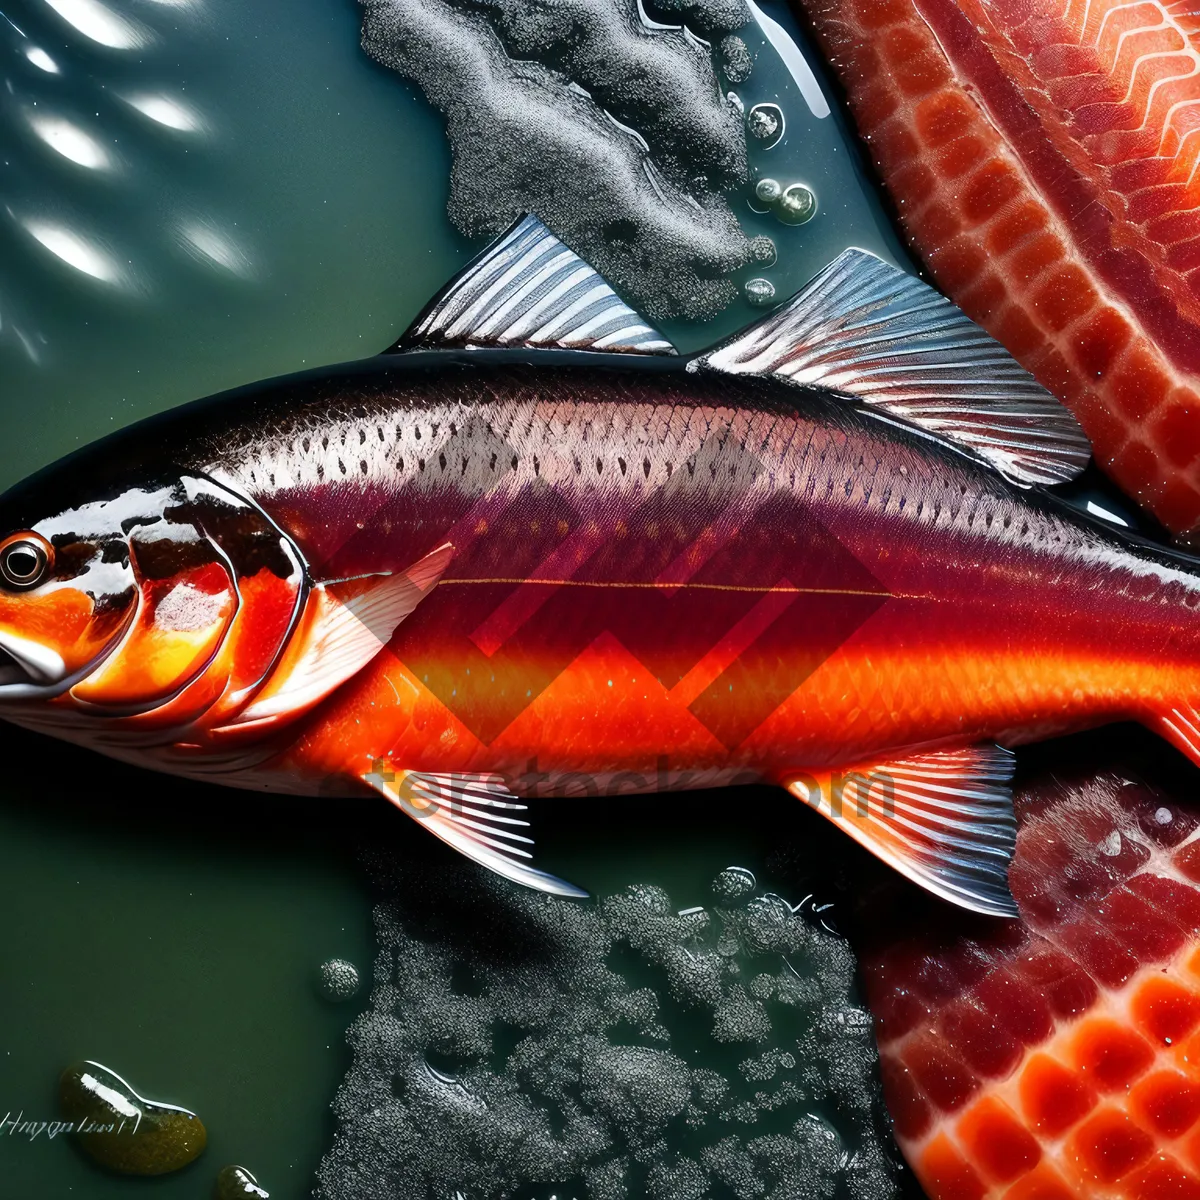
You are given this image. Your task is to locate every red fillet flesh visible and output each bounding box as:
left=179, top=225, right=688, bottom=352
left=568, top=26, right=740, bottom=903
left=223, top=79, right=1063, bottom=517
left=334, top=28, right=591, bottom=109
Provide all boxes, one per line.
left=795, top=0, right=1200, bottom=534
left=859, top=768, right=1200, bottom=1199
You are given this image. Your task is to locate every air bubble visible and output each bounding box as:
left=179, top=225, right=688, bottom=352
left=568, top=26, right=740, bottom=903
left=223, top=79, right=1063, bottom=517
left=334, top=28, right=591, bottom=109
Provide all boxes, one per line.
left=777, top=182, right=817, bottom=225
left=755, top=180, right=782, bottom=210
left=745, top=277, right=776, bottom=306
left=1099, top=830, right=1122, bottom=857
left=747, top=102, right=784, bottom=148
left=748, top=234, right=777, bottom=265
left=721, top=35, right=752, bottom=83
left=318, top=958, right=361, bottom=1001
left=1155, top=806, right=1174, bottom=825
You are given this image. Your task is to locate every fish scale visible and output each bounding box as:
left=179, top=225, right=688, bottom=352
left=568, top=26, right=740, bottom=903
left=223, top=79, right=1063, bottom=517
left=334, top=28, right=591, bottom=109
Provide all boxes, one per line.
left=795, top=0, right=1200, bottom=533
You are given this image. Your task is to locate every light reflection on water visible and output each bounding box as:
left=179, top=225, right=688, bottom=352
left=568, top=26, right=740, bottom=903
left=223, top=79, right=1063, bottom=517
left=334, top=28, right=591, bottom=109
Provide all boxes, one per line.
left=40, top=0, right=150, bottom=50
left=19, top=214, right=126, bottom=281
left=122, top=90, right=204, bottom=132
left=3, top=0, right=218, bottom=307
left=24, top=43, right=59, bottom=70
left=175, top=214, right=253, bottom=277
left=0, top=0, right=468, bottom=491
left=25, top=109, right=110, bottom=168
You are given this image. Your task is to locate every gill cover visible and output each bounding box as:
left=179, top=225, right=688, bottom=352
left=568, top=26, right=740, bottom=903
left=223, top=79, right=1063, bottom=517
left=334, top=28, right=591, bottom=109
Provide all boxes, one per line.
left=64, top=475, right=306, bottom=722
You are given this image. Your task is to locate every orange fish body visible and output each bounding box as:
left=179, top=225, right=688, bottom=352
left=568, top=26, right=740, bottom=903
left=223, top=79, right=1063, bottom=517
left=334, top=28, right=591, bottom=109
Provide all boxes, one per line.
left=274, top=385, right=1200, bottom=791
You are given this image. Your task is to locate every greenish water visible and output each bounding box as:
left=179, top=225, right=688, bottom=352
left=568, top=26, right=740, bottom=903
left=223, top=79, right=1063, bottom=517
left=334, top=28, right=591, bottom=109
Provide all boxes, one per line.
left=0, top=759, right=376, bottom=1196
left=0, top=0, right=913, bottom=1195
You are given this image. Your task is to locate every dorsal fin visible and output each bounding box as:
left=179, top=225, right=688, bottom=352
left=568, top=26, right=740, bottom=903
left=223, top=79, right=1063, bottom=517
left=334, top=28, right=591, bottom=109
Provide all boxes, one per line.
left=694, top=249, right=1091, bottom=485
left=390, top=214, right=676, bottom=356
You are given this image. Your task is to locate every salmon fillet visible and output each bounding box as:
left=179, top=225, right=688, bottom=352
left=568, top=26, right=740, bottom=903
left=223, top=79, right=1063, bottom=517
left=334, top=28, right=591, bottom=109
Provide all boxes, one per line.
left=858, top=756, right=1200, bottom=1198
left=795, top=0, right=1200, bottom=534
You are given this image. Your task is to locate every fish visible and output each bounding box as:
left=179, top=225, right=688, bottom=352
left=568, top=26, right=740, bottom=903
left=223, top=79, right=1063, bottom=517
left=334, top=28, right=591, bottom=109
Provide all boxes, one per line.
left=0, top=212, right=1197, bottom=917
left=792, top=0, right=1200, bottom=536
left=856, top=758, right=1200, bottom=1199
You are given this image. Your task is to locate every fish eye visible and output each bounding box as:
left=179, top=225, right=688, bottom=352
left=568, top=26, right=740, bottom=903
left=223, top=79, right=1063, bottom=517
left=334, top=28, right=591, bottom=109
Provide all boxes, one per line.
left=0, top=533, right=53, bottom=590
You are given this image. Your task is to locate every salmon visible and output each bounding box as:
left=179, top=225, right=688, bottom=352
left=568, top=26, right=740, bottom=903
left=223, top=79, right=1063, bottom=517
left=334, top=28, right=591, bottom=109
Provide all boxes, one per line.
left=793, top=0, right=1200, bottom=534
left=858, top=757, right=1200, bottom=1199
left=0, top=213, right=1195, bottom=920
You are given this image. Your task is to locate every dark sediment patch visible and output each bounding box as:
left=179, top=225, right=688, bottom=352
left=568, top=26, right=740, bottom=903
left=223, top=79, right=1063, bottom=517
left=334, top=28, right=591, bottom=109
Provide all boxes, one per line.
left=315, top=856, right=900, bottom=1199
left=462, top=0, right=747, bottom=190
left=359, top=0, right=752, bottom=322
left=646, top=0, right=750, bottom=38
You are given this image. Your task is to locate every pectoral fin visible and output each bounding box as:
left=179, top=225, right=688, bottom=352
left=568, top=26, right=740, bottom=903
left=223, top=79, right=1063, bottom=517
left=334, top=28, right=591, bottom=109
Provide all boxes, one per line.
left=364, top=761, right=589, bottom=899
left=221, top=542, right=454, bottom=730
left=785, top=743, right=1018, bottom=917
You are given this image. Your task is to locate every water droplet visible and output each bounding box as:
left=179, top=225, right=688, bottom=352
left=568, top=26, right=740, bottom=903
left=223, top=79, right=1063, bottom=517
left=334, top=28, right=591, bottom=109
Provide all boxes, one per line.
left=754, top=177, right=782, bottom=205
left=216, top=1165, right=270, bottom=1199
left=748, top=235, right=777, bottom=266
left=59, top=1061, right=206, bottom=1175
left=747, top=102, right=784, bottom=148
left=712, top=866, right=757, bottom=904
left=777, top=182, right=817, bottom=225
left=318, top=958, right=361, bottom=1002
left=745, top=277, right=776, bottom=306
left=1155, top=806, right=1174, bottom=825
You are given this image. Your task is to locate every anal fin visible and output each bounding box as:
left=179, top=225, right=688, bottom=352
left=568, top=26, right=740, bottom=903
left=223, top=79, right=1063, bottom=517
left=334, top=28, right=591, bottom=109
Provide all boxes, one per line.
left=784, top=744, right=1018, bottom=918
left=364, top=761, right=589, bottom=899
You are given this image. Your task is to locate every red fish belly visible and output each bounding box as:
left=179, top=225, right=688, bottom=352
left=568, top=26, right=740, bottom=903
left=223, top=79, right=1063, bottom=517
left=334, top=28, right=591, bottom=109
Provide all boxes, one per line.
left=273, top=620, right=1179, bottom=792
left=795, top=0, right=1200, bottom=533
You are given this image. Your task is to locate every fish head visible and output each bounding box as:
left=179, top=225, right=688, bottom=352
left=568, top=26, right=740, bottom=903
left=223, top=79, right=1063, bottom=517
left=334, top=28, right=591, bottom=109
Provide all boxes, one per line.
left=0, top=455, right=304, bottom=724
